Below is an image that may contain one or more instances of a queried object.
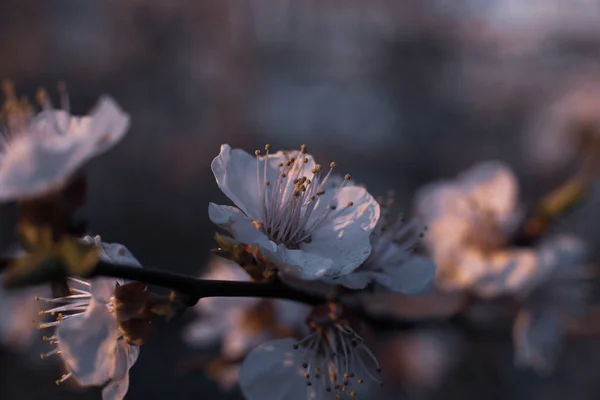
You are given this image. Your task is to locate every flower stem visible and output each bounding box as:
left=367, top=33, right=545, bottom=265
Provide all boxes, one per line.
left=89, top=261, right=325, bottom=307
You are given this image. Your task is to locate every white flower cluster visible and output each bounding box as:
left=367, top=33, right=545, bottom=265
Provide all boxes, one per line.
left=0, top=87, right=592, bottom=400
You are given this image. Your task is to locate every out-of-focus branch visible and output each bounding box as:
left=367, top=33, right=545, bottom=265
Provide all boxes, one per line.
left=512, top=177, right=588, bottom=246
left=512, top=123, right=600, bottom=246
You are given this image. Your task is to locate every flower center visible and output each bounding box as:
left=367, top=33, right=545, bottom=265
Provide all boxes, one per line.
left=463, top=197, right=505, bottom=251
left=292, top=303, right=382, bottom=398
left=253, top=144, right=353, bottom=248
left=0, top=81, right=71, bottom=159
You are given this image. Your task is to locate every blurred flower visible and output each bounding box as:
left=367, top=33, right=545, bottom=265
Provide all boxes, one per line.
left=513, top=235, right=590, bottom=374
left=414, top=161, right=529, bottom=296
left=326, top=194, right=436, bottom=293
left=379, top=328, right=464, bottom=390
left=0, top=282, right=47, bottom=350
left=239, top=303, right=379, bottom=400
left=183, top=256, right=310, bottom=390
left=209, top=144, right=380, bottom=280
left=0, top=83, right=129, bottom=201
left=415, top=161, right=592, bottom=372
left=36, top=236, right=141, bottom=400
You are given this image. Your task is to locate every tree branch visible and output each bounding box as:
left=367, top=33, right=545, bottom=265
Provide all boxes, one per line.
left=90, top=261, right=326, bottom=306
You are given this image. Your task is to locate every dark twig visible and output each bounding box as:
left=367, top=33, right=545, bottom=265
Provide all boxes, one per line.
left=89, top=261, right=326, bottom=307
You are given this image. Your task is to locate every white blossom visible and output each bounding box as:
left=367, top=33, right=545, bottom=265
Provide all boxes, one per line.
left=414, top=161, right=591, bottom=372
left=36, top=236, right=141, bottom=400
left=184, top=257, right=310, bottom=390
left=327, top=195, right=435, bottom=293
left=209, top=144, right=380, bottom=280
left=414, top=161, right=533, bottom=297
left=0, top=87, right=129, bottom=201
left=240, top=304, right=380, bottom=400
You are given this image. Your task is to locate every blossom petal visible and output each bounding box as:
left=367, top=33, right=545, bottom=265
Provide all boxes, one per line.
left=414, top=183, right=474, bottom=265
left=101, top=341, right=139, bottom=400
left=513, top=308, right=563, bottom=374
left=0, top=97, right=129, bottom=201
left=0, top=281, right=47, bottom=348
left=0, top=132, right=84, bottom=200
left=472, top=249, right=539, bottom=297
left=307, top=185, right=380, bottom=231
left=90, top=278, right=118, bottom=304
left=265, top=219, right=373, bottom=280
left=327, top=270, right=379, bottom=290
left=56, top=301, right=120, bottom=386
left=86, top=96, right=130, bottom=157
left=99, top=241, right=142, bottom=267
left=377, top=255, right=436, bottom=294
left=240, top=338, right=318, bottom=400
left=211, top=144, right=263, bottom=218
left=457, top=161, right=519, bottom=234
left=208, top=202, right=272, bottom=247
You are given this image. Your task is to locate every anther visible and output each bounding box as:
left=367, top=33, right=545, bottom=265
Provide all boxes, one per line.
left=55, top=373, right=71, bottom=386
left=330, top=161, right=337, bottom=168
left=303, top=157, right=308, bottom=163
left=357, top=378, right=364, bottom=383
left=347, top=202, right=354, bottom=207
left=265, top=144, right=271, bottom=151
left=35, top=88, right=50, bottom=106
left=264, top=180, right=270, bottom=187
left=300, top=144, right=307, bottom=154
left=302, top=363, right=308, bottom=369
left=316, top=189, right=325, bottom=196
left=255, top=150, right=261, bottom=156
left=312, top=165, right=321, bottom=173
left=344, top=174, right=351, bottom=180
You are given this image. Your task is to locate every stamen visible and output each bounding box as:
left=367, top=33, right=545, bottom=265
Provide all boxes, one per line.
left=40, top=348, right=61, bottom=359
left=67, top=277, right=91, bottom=287
left=55, top=373, right=71, bottom=386
left=249, top=145, right=364, bottom=250
left=293, top=318, right=382, bottom=395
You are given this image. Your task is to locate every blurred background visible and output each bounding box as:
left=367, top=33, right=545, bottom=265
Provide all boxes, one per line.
left=1, top=0, right=600, bottom=399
